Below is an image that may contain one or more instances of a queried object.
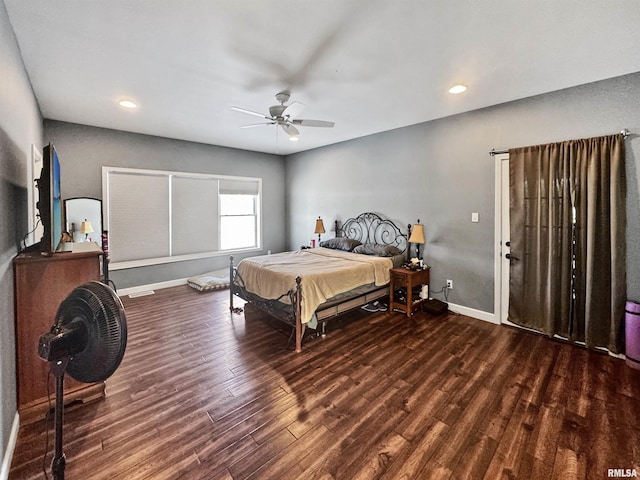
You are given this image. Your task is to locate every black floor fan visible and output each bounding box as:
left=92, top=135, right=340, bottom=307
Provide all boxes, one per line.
left=38, top=281, right=127, bottom=480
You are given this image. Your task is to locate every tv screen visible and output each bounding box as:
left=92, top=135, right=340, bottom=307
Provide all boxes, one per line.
left=37, top=144, right=63, bottom=253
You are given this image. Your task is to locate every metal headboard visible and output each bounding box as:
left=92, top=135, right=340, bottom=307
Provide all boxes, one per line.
left=335, top=212, right=409, bottom=253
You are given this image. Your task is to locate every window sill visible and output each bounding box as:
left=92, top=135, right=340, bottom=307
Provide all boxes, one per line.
left=109, top=247, right=262, bottom=271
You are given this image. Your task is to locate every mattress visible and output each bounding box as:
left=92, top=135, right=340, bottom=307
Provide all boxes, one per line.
left=235, top=247, right=397, bottom=324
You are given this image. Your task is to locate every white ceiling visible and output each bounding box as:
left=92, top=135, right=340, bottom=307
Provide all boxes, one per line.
left=5, top=0, right=640, bottom=155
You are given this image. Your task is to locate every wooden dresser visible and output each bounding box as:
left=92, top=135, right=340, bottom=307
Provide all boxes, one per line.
left=13, top=250, right=105, bottom=422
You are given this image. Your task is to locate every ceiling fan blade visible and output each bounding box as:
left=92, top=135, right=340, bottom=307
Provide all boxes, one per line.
left=281, top=123, right=300, bottom=138
left=282, top=101, right=305, bottom=119
left=240, top=122, right=274, bottom=128
left=230, top=106, right=271, bottom=120
left=291, top=119, right=335, bottom=128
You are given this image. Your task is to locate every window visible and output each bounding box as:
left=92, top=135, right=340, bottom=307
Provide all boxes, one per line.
left=103, top=167, right=261, bottom=269
left=220, top=195, right=258, bottom=250
left=219, top=178, right=260, bottom=250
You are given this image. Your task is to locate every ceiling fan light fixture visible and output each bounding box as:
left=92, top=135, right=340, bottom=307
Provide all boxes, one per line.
left=448, top=84, right=467, bottom=94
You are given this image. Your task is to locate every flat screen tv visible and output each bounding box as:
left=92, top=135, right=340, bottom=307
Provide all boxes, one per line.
left=36, top=143, right=63, bottom=254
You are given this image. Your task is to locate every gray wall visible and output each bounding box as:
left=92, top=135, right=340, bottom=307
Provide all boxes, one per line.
left=0, top=0, right=43, bottom=469
left=2, top=5, right=639, bottom=466
left=286, top=72, right=640, bottom=314
left=43, top=121, right=287, bottom=289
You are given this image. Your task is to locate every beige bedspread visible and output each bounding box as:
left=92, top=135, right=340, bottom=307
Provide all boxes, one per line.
left=235, top=247, right=393, bottom=324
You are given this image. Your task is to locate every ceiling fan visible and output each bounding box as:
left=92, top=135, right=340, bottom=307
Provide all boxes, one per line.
left=230, top=91, right=335, bottom=141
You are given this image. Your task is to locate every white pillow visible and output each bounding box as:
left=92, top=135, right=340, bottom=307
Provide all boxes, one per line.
left=187, top=269, right=230, bottom=292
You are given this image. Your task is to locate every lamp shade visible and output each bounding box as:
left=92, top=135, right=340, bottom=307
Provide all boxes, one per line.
left=408, top=222, right=425, bottom=244
left=80, top=220, right=94, bottom=234
left=314, top=217, right=326, bottom=235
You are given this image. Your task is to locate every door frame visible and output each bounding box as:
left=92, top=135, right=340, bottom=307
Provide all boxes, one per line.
left=493, top=153, right=509, bottom=325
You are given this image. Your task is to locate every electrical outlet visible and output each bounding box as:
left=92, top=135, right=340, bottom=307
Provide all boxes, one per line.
left=446, top=279, right=453, bottom=289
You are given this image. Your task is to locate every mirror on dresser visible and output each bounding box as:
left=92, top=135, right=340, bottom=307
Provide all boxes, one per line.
left=64, top=197, right=102, bottom=244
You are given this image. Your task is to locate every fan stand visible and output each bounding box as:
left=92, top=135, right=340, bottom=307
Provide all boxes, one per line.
left=38, top=281, right=127, bottom=479
left=50, top=358, right=69, bottom=480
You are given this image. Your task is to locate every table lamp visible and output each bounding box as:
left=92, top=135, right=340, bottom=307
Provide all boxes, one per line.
left=314, top=217, right=326, bottom=243
left=408, top=219, right=425, bottom=260
left=80, top=219, right=94, bottom=242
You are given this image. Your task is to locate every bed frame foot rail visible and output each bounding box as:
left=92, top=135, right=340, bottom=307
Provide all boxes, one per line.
left=230, top=255, right=304, bottom=352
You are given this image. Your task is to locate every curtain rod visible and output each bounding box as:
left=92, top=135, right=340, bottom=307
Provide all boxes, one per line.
left=489, top=129, right=630, bottom=156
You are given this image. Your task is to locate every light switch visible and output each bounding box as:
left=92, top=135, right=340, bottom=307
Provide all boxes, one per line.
left=472, top=212, right=479, bottom=223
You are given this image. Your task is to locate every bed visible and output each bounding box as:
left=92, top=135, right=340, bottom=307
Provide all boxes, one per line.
left=229, top=212, right=410, bottom=352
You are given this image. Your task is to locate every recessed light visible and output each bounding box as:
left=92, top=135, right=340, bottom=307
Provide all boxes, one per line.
left=118, top=99, right=137, bottom=109
left=288, top=136, right=299, bottom=142
left=448, top=84, right=467, bottom=94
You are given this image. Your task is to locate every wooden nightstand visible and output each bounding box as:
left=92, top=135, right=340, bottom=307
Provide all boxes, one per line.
left=389, top=266, right=430, bottom=317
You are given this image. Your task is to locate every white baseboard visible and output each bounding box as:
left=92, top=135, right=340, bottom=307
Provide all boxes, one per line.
left=118, top=277, right=188, bottom=297
left=1, top=412, right=19, bottom=480
left=119, top=280, right=499, bottom=326
left=447, top=302, right=498, bottom=324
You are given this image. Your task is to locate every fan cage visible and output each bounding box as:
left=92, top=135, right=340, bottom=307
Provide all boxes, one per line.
left=55, top=281, right=127, bottom=383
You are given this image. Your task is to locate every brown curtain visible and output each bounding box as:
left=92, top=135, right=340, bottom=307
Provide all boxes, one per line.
left=508, top=134, right=626, bottom=353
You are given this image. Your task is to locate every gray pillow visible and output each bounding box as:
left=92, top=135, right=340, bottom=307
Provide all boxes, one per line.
left=319, top=237, right=362, bottom=251
left=353, top=243, right=403, bottom=257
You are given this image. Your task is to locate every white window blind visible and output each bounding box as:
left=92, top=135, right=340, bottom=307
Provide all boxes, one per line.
left=107, top=171, right=170, bottom=263
left=219, top=179, right=260, bottom=195
left=171, top=176, right=219, bottom=255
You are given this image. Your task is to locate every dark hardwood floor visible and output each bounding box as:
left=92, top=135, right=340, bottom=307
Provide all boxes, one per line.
left=9, top=285, right=640, bottom=479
